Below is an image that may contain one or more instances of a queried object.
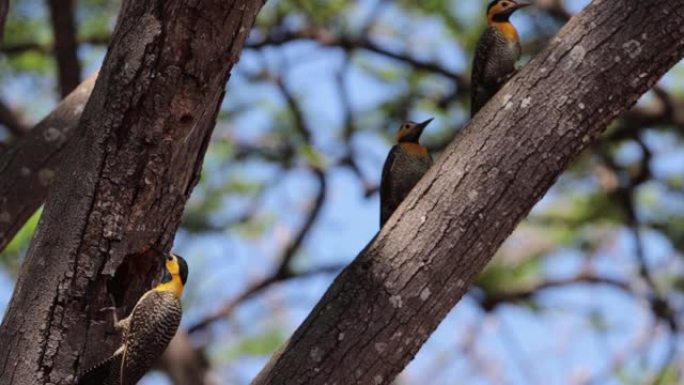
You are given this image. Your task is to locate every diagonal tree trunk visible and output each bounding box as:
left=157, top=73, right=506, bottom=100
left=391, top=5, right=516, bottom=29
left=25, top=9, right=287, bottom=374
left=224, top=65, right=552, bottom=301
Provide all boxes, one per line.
left=0, top=1, right=266, bottom=385
left=252, top=1, right=684, bottom=384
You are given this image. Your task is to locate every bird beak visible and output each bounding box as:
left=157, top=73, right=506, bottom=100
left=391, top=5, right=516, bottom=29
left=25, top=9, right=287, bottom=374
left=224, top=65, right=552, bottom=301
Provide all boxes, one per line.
left=513, top=2, right=532, bottom=10
left=148, top=246, right=174, bottom=263
left=418, top=118, right=434, bottom=132
left=417, top=118, right=433, bottom=129
left=415, top=118, right=433, bottom=135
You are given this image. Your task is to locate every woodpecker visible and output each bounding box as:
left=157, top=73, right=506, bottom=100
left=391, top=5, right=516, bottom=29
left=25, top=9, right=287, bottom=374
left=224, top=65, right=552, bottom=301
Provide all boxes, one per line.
left=78, top=252, right=189, bottom=385
left=471, top=0, right=531, bottom=117
left=380, top=118, right=433, bottom=227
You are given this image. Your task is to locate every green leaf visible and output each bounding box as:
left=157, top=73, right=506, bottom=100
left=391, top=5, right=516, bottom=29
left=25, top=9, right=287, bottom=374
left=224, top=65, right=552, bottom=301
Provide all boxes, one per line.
left=298, top=144, right=326, bottom=169
left=0, top=208, right=42, bottom=276
left=217, top=328, right=286, bottom=362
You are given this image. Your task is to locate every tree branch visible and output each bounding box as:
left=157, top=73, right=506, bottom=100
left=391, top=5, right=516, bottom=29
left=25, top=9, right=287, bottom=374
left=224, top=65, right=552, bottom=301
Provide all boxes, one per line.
left=274, top=72, right=312, bottom=143
left=0, top=74, right=96, bottom=253
left=1, top=35, right=110, bottom=55
left=251, top=1, right=684, bottom=384
left=247, top=28, right=468, bottom=93
left=188, top=264, right=343, bottom=336
left=475, top=273, right=633, bottom=311
left=189, top=167, right=329, bottom=334
left=0, top=0, right=7, bottom=45
left=47, top=0, right=82, bottom=97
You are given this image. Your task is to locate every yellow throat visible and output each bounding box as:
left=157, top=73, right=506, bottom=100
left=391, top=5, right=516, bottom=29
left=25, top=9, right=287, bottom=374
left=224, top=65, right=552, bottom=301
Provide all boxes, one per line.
left=153, top=257, right=185, bottom=298
left=154, top=274, right=184, bottom=297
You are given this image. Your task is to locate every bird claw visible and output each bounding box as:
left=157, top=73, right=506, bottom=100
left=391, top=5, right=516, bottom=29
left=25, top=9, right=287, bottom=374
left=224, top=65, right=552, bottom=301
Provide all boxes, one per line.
left=499, top=70, right=517, bottom=84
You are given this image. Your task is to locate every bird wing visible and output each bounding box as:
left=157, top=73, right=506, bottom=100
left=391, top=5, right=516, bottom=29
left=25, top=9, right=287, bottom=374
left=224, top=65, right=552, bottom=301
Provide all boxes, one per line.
left=380, top=145, right=399, bottom=226
left=471, top=27, right=501, bottom=116
left=472, top=27, right=504, bottom=86
left=120, top=290, right=182, bottom=385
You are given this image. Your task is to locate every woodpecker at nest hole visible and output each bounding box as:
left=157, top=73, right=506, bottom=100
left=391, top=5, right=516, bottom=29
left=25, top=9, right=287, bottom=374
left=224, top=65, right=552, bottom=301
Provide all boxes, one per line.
left=77, top=251, right=189, bottom=385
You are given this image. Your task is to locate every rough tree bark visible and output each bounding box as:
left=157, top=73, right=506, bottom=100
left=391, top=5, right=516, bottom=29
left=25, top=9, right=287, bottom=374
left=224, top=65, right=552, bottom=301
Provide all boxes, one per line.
left=253, top=1, right=684, bottom=384
left=0, top=1, right=265, bottom=385
left=0, top=75, right=95, bottom=253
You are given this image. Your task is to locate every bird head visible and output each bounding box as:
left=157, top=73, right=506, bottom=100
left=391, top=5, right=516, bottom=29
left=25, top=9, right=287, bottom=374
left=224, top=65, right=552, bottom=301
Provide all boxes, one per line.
left=397, top=118, right=433, bottom=143
left=161, top=253, right=188, bottom=285
left=487, top=0, right=531, bottom=24
left=154, top=251, right=188, bottom=297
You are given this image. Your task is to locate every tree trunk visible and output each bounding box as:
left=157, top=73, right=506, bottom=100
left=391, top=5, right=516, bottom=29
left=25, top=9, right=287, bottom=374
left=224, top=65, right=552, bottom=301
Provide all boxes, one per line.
left=0, top=1, right=265, bottom=385
left=252, top=1, right=684, bottom=384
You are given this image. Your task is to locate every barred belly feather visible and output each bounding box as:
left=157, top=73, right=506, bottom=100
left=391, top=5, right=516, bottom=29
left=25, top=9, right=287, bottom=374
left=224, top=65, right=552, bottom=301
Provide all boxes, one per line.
left=120, top=290, right=182, bottom=385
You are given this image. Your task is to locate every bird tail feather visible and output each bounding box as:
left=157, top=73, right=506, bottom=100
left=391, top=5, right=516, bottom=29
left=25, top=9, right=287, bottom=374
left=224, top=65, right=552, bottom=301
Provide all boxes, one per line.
left=76, top=351, right=122, bottom=385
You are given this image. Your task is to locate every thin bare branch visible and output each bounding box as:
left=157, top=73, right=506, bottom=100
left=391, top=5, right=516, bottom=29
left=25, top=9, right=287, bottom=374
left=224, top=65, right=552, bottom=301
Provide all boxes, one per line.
left=188, top=263, right=343, bottom=335
left=0, top=0, right=7, bottom=45
left=476, top=273, right=633, bottom=311
left=1, top=35, right=109, bottom=55
left=189, top=167, right=330, bottom=333
left=47, top=0, right=82, bottom=97
left=274, top=73, right=312, bottom=142
left=247, top=28, right=468, bottom=91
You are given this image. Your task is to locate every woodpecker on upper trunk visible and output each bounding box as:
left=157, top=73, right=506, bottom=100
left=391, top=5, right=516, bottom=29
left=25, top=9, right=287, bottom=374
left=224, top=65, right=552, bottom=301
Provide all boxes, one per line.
left=380, top=118, right=433, bottom=227
left=471, top=0, right=531, bottom=117
left=78, top=251, right=189, bottom=385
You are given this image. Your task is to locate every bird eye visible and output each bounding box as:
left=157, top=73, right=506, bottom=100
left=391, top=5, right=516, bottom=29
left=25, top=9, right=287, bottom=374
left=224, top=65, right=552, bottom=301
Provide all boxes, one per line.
left=501, top=1, right=510, bottom=6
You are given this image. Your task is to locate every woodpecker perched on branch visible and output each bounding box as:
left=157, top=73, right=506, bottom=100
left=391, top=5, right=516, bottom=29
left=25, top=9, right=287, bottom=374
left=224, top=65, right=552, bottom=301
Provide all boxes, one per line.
left=471, top=0, right=531, bottom=117
left=380, top=118, right=433, bottom=227
left=78, top=251, right=189, bottom=385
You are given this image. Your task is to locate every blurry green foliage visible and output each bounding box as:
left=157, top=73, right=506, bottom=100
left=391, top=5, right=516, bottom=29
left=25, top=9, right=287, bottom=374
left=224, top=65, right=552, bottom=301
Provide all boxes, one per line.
left=540, top=192, right=625, bottom=230
left=6, top=51, right=53, bottom=74
left=298, top=143, right=326, bottom=169
left=0, top=209, right=41, bottom=276
left=4, top=16, right=51, bottom=47
left=218, top=328, right=286, bottom=361
left=476, top=254, right=542, bottom=298
left=77, top=0, right=117, bottom=39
